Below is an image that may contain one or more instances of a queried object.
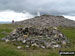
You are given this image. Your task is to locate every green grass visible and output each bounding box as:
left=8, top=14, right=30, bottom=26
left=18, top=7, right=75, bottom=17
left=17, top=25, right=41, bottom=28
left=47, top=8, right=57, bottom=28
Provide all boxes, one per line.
left=0, top=24, right=75, bottom=56
left=0, top=42, right=26, bottom=56
left=59, top=27, right=75, bottom=51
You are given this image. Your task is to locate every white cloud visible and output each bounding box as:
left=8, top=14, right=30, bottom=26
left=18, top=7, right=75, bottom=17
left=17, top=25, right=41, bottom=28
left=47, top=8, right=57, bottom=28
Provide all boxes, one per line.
left=0, top=10, right=34, bottom=22
left=63, top=15, right=75, bottom=21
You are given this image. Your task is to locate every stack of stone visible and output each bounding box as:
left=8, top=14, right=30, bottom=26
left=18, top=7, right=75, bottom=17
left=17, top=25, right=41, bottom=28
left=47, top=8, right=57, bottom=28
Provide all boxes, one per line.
left=2, top=27, right=69, bottom=49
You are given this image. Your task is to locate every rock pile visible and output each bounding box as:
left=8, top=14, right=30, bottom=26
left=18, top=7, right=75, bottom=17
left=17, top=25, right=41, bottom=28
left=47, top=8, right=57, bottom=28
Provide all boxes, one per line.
left=2, top=27, right=69, bottom=49
left=15, top=15, right=75, bottom=27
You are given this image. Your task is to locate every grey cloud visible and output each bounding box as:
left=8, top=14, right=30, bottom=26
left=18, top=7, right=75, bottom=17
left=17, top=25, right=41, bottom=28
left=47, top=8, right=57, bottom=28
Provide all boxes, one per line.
left=0, top=0, right=75, bottom=15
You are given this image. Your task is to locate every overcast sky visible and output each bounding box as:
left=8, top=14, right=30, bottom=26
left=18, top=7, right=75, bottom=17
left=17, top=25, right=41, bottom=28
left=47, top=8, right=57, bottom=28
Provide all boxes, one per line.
left=0, top=0, right=75, bottom=15
left=0, top=0, right=75, bottom=22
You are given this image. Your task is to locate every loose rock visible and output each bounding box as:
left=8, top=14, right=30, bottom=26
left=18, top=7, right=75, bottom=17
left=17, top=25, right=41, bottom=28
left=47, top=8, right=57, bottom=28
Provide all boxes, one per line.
left=2, top=27, right=69, bottom=49
left=17, top=46, right=22, bottom=49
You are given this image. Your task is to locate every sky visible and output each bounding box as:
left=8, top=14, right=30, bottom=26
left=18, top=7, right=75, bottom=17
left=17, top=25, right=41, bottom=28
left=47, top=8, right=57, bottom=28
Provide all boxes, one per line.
left=0, top=10, right=34, bottom=22
left=0, top=0, right=75, bottom=22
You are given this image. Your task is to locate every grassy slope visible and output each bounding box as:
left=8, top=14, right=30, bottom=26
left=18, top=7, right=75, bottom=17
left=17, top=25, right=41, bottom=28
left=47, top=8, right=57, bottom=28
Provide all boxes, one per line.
left=0, top=24, right=75, bottom=56
left=0, top=24, right=26, bottom=56
left=59, top=27, right=75, bottom=51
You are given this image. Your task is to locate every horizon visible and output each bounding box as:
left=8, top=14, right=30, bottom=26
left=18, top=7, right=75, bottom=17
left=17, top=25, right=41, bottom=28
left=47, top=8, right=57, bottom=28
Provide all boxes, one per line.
left=0, top=0, right=75, bottom=22
left=0, top=10, right=75, bottom=23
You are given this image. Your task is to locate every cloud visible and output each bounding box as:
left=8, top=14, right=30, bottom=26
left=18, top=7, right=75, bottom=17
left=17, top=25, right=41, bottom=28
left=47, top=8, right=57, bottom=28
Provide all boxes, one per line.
left=0, top=0, right=75, bottom=22
left=63, top=15, right=75, bottom=21
left=0, top=10, right=34, bottom=22
left=0, top=10, right=75, bottom=22
left=0, top=0, right=75, bottom=15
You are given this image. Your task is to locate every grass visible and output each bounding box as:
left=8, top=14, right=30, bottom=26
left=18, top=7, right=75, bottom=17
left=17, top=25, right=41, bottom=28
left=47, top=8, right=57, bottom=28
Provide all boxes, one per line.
left=59, top=27, right=75, bottom=51
left=0, top=42, right=26, bottom=56
left=0, top=24, right=75, bottom=56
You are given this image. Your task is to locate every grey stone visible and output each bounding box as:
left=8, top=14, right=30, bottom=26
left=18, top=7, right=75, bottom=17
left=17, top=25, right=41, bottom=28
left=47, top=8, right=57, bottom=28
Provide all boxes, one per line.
left=17, top=46, right=22, bottom=49
left=22, top=40, right=26, bottom=43
left=5, top=39, right=10, bottom=42
left=15, top=15, right=75, bottom=27
left=31, top=43, right=39, bottom=47
left=2, top=27, right=69, bottom=49
left=25, top=45, right=29, bottom=48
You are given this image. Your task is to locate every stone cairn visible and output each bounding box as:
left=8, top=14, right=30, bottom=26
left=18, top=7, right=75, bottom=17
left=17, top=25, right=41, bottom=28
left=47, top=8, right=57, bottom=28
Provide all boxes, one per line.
left=2, top=27, right=69, bottom=49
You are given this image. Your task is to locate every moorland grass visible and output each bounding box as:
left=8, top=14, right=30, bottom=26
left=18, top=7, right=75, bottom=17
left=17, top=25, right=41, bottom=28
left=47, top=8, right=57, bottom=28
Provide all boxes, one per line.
left=0, top=24, right=75, bottom=56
